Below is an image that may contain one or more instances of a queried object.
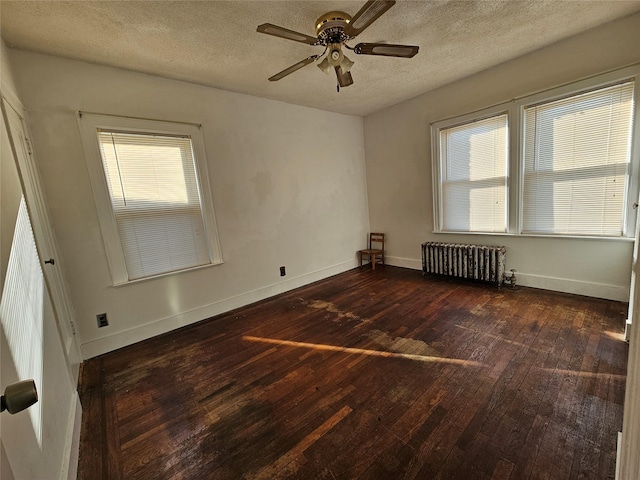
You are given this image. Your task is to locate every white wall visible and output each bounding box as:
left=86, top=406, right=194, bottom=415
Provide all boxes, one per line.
left=363, top=12, right=640, bottom=302
left=7, top=50, right=370, bottom=358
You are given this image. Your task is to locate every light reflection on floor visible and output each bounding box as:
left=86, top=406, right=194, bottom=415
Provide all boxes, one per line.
left=242, top=335, right=483, bottom=366
left=605, top=330, right=625, bottom=342
left=538, top=367, right=626, bottom=380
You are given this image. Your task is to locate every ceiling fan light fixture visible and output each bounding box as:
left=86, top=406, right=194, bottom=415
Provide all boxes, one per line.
left=335, top=66, right=354, bottom=88
left=317, top=57, right=331, bottom=74
left=340, top=55, right=354, bottom=73
left=319, top=46, right=353, bottom=75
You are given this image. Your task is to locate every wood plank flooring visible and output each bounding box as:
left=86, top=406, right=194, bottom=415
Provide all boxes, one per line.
left=77, top=266, right=628, bottom=479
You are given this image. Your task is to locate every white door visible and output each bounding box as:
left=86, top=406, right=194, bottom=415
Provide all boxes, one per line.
left=0, top=196, right=76, bottom=479
left=1, top=92, right=81, bottom=479
left=1, top=95, right=80, bottom=375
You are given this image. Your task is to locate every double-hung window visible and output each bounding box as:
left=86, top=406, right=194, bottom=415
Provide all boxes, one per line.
left=522, top=82, right=634, bottom=236
left=79, top=114, right=223, bottom=285
left=438, top=113, right=508, bottom=233
left=432, top=67, right=639, bottom=238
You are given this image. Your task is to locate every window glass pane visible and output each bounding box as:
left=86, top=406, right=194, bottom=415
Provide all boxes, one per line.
left=440, top=114, right=508, bottom=232
left=97, top=130, right=211, bottom=280
left=523, top=82, right=634, bottom=236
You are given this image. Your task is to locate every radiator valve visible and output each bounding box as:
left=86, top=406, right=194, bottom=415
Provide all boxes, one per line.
left=506, top=269, right=517, bottom=288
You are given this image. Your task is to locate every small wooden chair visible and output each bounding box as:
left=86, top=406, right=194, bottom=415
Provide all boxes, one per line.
left=358, top=233, right=385, bottom=270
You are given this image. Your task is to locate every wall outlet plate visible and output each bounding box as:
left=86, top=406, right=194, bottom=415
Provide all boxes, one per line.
left=280, top=266, right=286, bottom=276
left=97, top=313, right=108, bottom=328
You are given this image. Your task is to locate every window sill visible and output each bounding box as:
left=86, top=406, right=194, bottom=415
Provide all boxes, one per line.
left=432, top=230, right=635, bottom=242
left=112, top=260, right=224, bottom=288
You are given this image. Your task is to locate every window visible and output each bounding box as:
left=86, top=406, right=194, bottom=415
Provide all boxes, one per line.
left=432, top=67, right=639, bottom=238
left=522, top=82, right=634, bottom=236
left=439, top=114, right=508, bottom=233
left=79, top=114, right=222, bottom=284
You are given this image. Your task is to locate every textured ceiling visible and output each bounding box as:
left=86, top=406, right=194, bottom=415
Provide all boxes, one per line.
left=2, top=1, right=640, bottom=116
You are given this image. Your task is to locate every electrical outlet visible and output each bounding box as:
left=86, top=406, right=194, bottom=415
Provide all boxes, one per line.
left=280, top=266, right=286, bottom=276
left=96, top=313, right=109, bottom=328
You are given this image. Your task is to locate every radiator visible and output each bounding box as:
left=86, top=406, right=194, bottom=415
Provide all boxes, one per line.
left=421, top=242, right=506, bottom=286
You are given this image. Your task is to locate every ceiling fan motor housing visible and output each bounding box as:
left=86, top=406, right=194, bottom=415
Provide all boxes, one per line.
left=315, top=11, right=352, bottom=45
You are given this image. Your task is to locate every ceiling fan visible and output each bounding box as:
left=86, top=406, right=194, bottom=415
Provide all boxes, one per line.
left=257, top=0, right=419, bottom=90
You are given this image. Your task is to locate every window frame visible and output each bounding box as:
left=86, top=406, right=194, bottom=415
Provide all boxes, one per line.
left=78, top=113, right=223, bottom=285
left=431, top=103, right=514, bottom=234
left=431, top=65, right=640, bottom=239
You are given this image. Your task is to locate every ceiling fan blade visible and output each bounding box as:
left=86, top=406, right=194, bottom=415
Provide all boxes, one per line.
left=257, top=23, right=318, bottom=45
left=344, top=1, right=396, bottom=38
left=335, top=66, right=354, bottom=88
left=269, top=55, right=319, bottom=81
left=354, top=43, right=419, bottom=58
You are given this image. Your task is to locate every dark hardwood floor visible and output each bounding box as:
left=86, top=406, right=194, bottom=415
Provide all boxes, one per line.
left=77, top=266, right=628, bottom=479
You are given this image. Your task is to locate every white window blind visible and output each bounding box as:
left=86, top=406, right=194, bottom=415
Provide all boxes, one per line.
left=523, top=82, right=635, bottom=236
left=440, top=114, right=508, bottom=233
left=97, top=130, right=211, bottom=280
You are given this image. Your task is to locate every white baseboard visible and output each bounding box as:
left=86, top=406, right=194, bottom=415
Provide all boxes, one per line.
left=616, top=431, right=622, bottom=480
left=385, top=256, right=422, bottom=270
left=81, top=259, right=357, bottom=359
left=388, top=255, right=629, bottom=302
left=516, top=272, right=629, bottom=302
left=61, top=392, right=82, bottom=480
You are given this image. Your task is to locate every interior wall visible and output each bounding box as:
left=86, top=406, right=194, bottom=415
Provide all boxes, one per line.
left=7, top=49, right=370, bottom=358
left=363, top=12, right=640, bottom=302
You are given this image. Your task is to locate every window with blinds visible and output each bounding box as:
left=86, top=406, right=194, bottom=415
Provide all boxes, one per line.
left=439, top=114, right=508, bottom=233
left=432, top=68, right=639, bottom=239
left=97, top=130, right=212, bottom=280
left=522, top=82, right=635, bottom=236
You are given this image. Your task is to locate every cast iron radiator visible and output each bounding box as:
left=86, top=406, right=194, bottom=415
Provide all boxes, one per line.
left=421, top=242, right=506, bottom=286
